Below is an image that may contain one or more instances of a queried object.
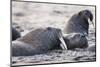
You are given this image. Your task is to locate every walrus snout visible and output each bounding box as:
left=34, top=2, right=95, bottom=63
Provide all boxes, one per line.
left=79, top=10, right=94, bottom=27
left=79, top=10, right=93, bottom=21
left=64, top=10, right=94, bottom=35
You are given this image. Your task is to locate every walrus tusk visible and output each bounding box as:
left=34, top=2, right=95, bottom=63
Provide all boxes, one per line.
left=88, top=19, right=95, bottom=28
left=59, top=36, right=68, bottom=50
left=58, top=33, right=68, bottom=50
left=91, top=21, right=95, bottom=28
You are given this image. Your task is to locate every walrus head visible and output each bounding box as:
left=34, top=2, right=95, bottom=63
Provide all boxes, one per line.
left=46, top=27, right=68, bottom=50
left=79, top=10, right=94, bottom=26
left=63, top=33, right=88, bottom=50
left=64, top=10, right=94, bottom=36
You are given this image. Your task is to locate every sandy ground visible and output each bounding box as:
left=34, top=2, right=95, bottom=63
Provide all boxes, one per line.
left=11, top=1, right=96, bottom=66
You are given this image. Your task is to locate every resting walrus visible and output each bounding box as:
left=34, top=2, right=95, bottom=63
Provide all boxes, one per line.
left=64, top=10, right=93, bottom=35
left=12, top=27, right=89, bottom=56
left=12, top=27, right=68, bottom=56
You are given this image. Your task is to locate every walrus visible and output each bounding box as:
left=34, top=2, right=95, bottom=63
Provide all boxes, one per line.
left=12, top=27, right=89, bottom=56
left=12, top=27, right=21, bottom=41
left=64, top=10, right=93, bottom=35
left=12, top=27, right=67, bottom=56
left=63, top=33, right=88, bottom=50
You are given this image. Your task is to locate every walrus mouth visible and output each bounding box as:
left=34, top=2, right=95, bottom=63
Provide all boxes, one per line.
left=58, top=32, right=68, bottom=50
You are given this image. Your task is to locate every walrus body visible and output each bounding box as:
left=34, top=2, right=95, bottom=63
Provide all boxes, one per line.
left=12, top=27, right=62, bottom=56
left=12, top=27, right=21, bottom=41
left=64, top=10, right=93, bottom=35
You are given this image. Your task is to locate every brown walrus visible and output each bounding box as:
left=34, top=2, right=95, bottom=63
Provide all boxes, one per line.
left=12, top=27, right=67, bottom=56
left=64, top=10, right=93, bottom=35
left=12, top=27, right=21, bottom=41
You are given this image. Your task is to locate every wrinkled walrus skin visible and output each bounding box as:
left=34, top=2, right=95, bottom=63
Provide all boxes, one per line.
left=64, top=10, right=93, bottom=35
left=12, top=27, right=62, bottom=56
